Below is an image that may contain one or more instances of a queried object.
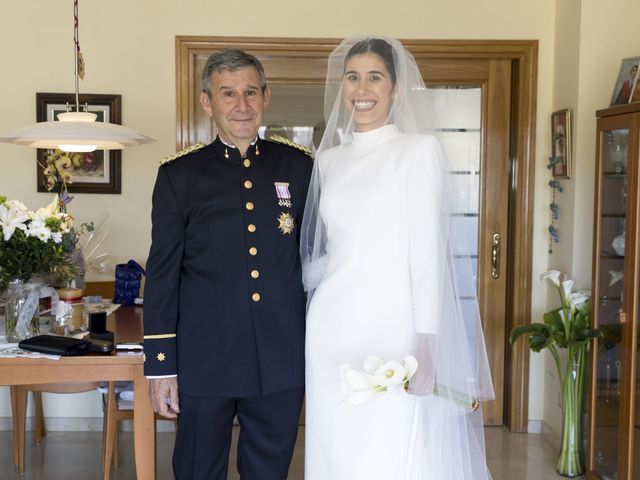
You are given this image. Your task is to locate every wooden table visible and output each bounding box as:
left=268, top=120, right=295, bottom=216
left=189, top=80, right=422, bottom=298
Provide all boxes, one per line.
left=0, top=306, right=156, bottom=479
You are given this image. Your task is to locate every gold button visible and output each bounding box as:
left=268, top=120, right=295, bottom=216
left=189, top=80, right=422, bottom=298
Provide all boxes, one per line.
left=244, top=180, right=253, bottom=189
left=247, top=224, right=256, bottom=233
left=245, top=202, right=254, bottom=211
left=243, top=159, right=251, bottom=168
left=249, top=247, right=257, bottom=256
left=252, top=293, right=261, bottom=302
left=251, top=270, right=260, bottom=279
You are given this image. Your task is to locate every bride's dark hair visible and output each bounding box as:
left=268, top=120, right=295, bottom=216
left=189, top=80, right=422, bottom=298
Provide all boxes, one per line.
left=344, top=38, right=397, bottom=85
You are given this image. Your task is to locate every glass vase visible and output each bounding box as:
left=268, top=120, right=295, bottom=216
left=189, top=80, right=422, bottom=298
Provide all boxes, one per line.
left=4, top=279, right=41, bottom=343
left=556, top=344, right=587, bottom=477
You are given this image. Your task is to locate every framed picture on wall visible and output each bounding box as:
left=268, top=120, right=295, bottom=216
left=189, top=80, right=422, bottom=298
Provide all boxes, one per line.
left=550, top=109, right=571, bottom=179
left=35, top=92, right=122, bottom=194
left=610, top=57, right=640, bottom=106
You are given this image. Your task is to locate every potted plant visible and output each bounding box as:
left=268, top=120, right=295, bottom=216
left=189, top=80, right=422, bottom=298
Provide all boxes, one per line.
left=510, top=270, right=602, bottom=477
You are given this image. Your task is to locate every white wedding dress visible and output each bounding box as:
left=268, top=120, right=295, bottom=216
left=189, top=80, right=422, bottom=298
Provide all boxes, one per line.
left=305, top=125, right=447, bottom=480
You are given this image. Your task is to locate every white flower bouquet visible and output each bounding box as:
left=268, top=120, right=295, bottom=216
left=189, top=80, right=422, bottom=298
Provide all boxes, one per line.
left=339, top=354, right=418, bottom=405
left=340, top=354, right=480, bottom=411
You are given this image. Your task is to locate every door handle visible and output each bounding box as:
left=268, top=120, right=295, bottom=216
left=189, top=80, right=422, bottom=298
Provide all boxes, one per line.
left=491, top=233, right=501, bottom=279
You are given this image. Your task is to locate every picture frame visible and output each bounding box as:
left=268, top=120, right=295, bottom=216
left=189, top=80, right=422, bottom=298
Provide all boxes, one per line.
left=36, top=93, right=122, bottom=194
left=610, top=57, right=640, bottom=106
left=550, top=109, right=571, bottom=179
left=631, top=76, right=640, bottom=104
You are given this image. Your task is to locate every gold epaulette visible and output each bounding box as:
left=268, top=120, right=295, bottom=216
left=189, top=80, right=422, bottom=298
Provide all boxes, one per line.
left=160, top=143, right=206, bottom=165
left=268, top=135, right=312, bottom=155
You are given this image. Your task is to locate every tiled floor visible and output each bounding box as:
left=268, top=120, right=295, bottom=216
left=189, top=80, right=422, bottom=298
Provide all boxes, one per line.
left=0, top=426, right=567, bottom=479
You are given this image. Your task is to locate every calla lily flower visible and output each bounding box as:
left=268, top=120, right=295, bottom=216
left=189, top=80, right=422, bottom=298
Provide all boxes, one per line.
left=561, top=279, right=574, bottom=300
left=541, top=270, right=563, bottom=287
left=373, top=360, right=406, bottom=387
left=568, top=290, right=591, bottom=310
left=339, top=354, right=420, bottom=405
left=403, top=355, right=418, bottom=380
left=362, top=355, right=384, bottom=373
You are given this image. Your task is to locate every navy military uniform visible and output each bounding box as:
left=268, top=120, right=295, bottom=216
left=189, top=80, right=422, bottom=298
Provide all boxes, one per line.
left=143, top=136, right=312, bottom=479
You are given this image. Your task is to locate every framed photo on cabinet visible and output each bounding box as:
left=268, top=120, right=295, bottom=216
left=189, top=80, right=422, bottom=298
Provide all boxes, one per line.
left=610, top=57, right=640, bottom=106
left=630, top=78, right=640, bottom=104
left=35, top=92, right=122, bottom=194
left=551, top=109, right=571, bottom=179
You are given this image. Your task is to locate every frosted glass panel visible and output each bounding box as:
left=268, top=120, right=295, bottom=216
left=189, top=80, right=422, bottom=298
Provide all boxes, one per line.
left=427, top=88, right=482, bottom=130
left=429, top=87, right=482, bottom=291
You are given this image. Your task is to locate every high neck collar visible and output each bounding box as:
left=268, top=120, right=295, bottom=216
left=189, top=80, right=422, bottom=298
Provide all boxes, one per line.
left=213, top=136, right=262, bottom=163
left=351, top=124, right=401, bottom=146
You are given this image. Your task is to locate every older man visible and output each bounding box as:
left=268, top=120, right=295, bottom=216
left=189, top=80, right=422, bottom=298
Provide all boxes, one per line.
left=143, top=49, right=312, bottom=479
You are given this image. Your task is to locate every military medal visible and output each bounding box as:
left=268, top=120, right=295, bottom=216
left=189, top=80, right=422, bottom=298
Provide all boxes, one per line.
left=277, top=212, right=295, bottom=235
left=274, top=182, right=292, bottom=208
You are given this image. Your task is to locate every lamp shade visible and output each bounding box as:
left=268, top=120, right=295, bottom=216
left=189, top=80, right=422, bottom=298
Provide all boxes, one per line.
left=0, top=111, right=154, bottom=151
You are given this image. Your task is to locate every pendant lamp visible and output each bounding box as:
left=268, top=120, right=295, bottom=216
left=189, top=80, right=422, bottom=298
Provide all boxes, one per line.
left=0, top=0, right=153, bottom=152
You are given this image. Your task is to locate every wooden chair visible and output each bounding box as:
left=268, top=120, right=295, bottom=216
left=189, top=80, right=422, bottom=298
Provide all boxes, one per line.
left=13, top=382, right=176, bottom=479
left=101, top=381, right=176, bottom=479
left=11, top=382, right=100, bottom=475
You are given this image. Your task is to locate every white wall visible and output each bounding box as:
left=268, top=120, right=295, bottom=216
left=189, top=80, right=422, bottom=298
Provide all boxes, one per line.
left=0, top=0, right=614, bottom=429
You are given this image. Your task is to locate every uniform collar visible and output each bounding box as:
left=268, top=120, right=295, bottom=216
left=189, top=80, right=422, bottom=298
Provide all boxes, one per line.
left=213, top=136, right=262, bottom=163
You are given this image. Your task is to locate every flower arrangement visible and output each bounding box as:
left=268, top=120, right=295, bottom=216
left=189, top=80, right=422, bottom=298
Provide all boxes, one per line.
left=0, top=194, right=76, bottom=290
left=339, top=354, right=481, bottom=412
left=510, top=270, right=602, bottom=477
left=339, top=354, right=418, bottom=405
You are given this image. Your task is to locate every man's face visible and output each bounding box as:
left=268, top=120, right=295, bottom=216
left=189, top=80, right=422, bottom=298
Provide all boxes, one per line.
left=200, top=67, right=270, bottom=146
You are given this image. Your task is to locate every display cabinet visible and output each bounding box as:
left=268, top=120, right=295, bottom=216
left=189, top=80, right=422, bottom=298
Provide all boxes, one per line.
left=588, top=103, right=640, bottom=480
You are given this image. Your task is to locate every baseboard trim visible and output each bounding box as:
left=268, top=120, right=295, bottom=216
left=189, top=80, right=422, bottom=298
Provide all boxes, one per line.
left=527, top=419, right=542, bottom=433
left=541, top=420, right=561, bottom=452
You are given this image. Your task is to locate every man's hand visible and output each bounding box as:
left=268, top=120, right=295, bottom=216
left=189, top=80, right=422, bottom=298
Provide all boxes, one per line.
left=149, top=377, right=180, bottom=418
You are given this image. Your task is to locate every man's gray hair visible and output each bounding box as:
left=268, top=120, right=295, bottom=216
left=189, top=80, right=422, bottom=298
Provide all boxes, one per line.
left=201, top=49, right=267, bottom=97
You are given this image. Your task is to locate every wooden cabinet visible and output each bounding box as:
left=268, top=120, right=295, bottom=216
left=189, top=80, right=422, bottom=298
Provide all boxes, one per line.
left=588, top=103, right=640, bottom=480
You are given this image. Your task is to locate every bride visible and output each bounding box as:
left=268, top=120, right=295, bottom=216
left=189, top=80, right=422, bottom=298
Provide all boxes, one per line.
left=302, top=36, right=494, bottom=479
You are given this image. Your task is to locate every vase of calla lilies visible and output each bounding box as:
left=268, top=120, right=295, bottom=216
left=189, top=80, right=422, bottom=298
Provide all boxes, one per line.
left=510, top=270, right=602, bottom=477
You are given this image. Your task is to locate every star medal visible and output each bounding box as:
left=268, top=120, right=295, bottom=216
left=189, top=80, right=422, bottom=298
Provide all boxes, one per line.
left=274, top=181, right=292, bottom=208
left=277, top=212, right=295, bottom=235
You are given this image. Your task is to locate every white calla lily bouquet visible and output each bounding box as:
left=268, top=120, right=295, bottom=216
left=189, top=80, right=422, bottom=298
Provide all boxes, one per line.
left=339, top=354, right=481, bottom=412
left=339, top=354, right=418, bottom=405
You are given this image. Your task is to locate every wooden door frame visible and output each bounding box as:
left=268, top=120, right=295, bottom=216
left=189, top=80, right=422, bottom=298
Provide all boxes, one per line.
left=175, top=36, right=538, bottom=432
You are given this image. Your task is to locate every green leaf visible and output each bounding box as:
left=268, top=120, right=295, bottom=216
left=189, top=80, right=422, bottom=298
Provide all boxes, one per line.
left=509, top=323, right=546, bottom=344
left=530, top=332, right=553, bottom=352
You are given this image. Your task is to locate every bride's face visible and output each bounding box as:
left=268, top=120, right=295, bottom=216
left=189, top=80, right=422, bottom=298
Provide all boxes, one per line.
left=342, top=52, right=394, bottom=132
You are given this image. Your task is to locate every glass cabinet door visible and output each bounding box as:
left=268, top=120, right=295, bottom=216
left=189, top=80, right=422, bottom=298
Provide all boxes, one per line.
left=593, top=127, right=629, bottom=480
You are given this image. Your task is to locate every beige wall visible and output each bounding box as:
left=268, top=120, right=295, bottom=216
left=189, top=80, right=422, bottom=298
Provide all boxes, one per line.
left=541, top=0, right=640, bottom=442
left=0, top=0, right=633, bottom=436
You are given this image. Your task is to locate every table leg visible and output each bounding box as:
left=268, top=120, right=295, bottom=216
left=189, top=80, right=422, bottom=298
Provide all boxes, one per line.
left=10, top=386, right=18, bottom=467
left=11, top=386, right=27, bottom=474
left=133, top=366, right=155, bottom=479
